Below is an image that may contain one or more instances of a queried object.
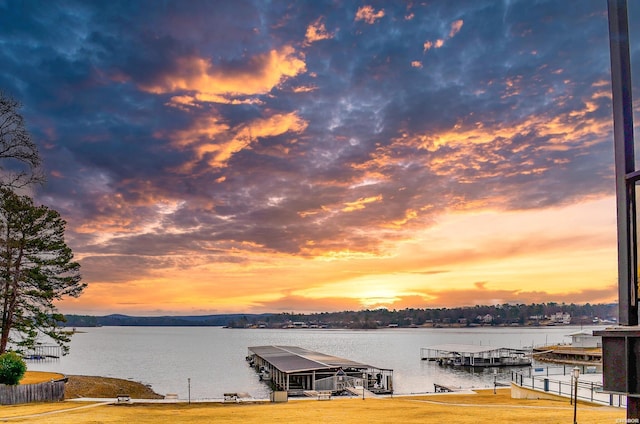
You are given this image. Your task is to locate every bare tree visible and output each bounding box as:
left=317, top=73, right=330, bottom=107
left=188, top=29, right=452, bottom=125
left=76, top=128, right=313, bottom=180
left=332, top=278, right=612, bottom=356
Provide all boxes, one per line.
left=0, top=93, right=44, bottom=188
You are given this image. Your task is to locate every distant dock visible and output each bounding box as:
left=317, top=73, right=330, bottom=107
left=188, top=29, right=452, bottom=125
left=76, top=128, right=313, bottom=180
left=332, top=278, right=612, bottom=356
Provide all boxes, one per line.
left=532, top=346, right=602, bottom=366
left=247, top=345, right=393, bottom=397
left=421, top=344, right=531, bottom=367
left=21, top=345, right=61, bottom=361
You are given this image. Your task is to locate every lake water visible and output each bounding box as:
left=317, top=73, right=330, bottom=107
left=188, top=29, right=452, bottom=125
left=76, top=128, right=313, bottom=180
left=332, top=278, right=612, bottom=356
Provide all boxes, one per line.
left=27, top=325, right=606, bottom=400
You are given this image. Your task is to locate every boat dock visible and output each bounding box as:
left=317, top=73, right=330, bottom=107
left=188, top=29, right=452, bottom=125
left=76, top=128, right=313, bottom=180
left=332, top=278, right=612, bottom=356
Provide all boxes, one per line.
left=21, top=345, right=61, bottom=361
left=531, top=331, right=602, bottom=365
left=247, top=345, right=393, bottom=397
left=420, top=344, right=531, bottom=367
left=532, top=346, right=602, bottom=365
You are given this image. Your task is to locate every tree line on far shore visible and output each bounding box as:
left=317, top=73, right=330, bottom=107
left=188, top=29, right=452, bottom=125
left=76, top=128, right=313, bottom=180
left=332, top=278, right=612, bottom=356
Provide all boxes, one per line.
left=63, top=302, right=617, bottom=329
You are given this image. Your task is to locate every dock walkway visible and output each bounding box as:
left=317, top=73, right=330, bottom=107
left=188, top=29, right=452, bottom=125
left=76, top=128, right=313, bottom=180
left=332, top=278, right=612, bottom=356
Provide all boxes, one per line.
left=345, top=387, right=377, bottom=398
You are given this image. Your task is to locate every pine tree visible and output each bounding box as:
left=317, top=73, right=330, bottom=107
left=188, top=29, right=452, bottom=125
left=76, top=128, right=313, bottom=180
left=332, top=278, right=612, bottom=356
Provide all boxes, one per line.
left=0, top=188, right=84, bottom=354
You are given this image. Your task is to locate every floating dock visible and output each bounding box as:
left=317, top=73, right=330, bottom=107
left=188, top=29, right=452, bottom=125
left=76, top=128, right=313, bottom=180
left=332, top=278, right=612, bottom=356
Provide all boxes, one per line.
left=21, top=345, right=61, bottom=361
left=247, top=345, right=393, bottom=396
left=420, top=344, right=531, bottom=367
left=532, top=346, right=602, bottom=365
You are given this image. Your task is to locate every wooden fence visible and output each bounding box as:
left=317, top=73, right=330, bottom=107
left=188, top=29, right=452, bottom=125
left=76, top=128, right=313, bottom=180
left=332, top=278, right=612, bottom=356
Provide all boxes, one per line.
left=0, top=379, right=66, bottom=405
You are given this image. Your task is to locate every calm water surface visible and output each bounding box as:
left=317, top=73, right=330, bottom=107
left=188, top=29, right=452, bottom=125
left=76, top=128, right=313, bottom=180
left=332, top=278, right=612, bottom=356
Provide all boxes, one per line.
left=28, top=325, right=605, bottom=400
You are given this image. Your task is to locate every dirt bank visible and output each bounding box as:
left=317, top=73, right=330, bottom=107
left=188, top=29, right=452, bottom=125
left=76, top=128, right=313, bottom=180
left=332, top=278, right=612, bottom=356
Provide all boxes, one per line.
left=63, top=375, right=164, bottom=399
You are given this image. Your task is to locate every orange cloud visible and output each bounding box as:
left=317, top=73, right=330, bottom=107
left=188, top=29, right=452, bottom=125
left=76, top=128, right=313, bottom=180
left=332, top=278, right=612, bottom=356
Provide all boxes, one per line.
left=71, top=181, right=190, bottom=238
left=449, top=19, right=464, bottom=38
left=167, top=95, right=202, bottom=111
left=63, top=198, right=617, bottom=316
left=239, top=281, right=616, bottom=314
left=169, top=93, right=265, bottom=107
left=424, top=39, right=444, bottom=52
left=250, top=112, right=308, bottom=137
left=411, top=61, right=423, bottom=68
left=355, top=5, right=385, bottom=24
left=140, top=46, right=306, bottom=103
left=164, top=115, right=230, bottom=149
left=166, top=111, right=308, bottom=170
left=423, top=20, right=463, bottom=54
left=252, top=294, right=364, bottom=314
left=292, top=85, right=317, bottom=93
left=342, top=195, right=383, bottom=212
left=420, top=285, right=617, bottom=309
left=305, top=17, right=334, bottom=44
left=355, top=86, right=611, bottom=190
left=388, top=209, right=418, bottom=228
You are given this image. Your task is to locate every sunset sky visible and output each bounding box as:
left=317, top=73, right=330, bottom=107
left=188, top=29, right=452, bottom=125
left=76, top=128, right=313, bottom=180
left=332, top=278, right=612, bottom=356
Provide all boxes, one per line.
left=0, top=1, right=638, bottom=316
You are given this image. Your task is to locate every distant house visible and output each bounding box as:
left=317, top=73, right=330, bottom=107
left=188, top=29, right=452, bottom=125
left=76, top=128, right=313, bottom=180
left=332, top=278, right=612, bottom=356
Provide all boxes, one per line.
left=475, top=314, right=493, bottom=324
left=568, top=330, right=601, bottom=348
left=550, top=312, right=571, bottom=324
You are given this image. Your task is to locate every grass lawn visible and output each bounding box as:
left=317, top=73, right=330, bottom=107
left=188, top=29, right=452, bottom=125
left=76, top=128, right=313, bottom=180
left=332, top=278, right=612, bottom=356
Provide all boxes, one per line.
left=0, top=389, right=625, bottom=424
left=19, top=371, right=65, bottom=385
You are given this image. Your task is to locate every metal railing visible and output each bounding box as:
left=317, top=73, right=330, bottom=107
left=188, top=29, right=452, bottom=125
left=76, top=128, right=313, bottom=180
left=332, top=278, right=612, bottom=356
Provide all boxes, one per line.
left=511, top=369, right=626, bottom=408
left=314, top=375, right=360, bottom=392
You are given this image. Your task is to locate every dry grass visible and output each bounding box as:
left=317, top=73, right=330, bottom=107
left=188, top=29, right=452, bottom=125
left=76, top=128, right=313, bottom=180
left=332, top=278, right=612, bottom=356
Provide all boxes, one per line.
left=411, top=388, right=594, bottom=406
left=16, top=371, right=163, bottom=399
left=0, top=388, right=625, bottom=424
left=62, top=375, right=164, bottom=399
left=19, top=372, right=65, bottom=385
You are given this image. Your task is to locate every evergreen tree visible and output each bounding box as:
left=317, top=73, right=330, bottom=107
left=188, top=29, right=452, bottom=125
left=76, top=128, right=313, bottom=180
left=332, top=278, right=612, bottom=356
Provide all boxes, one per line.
left=0, top=188, right=84, bottom=354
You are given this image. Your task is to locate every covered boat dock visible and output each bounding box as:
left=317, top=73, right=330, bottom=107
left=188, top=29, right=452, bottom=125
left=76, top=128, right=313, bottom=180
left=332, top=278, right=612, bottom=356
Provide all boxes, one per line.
left=247, top=345, right=393, bottom=396
left=420, top=344, right=531, bottom=367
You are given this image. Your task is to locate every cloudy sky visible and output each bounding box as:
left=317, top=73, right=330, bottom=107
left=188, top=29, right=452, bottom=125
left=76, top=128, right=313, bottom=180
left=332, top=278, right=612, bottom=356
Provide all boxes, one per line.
left=1, top=0, right=638, bottom=316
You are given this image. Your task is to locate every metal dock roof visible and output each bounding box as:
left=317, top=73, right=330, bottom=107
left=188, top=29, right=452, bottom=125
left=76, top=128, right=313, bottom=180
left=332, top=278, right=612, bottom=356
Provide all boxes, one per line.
left=424, top=344, right=511, bottom=354
left=248, top=345, right=377, bottom=373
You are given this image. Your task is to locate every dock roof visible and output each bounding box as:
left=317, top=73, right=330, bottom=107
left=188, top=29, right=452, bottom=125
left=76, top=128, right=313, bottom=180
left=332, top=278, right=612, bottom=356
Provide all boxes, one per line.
left=248, top=345, right=379, bottom=373
left=423, top=344, right=527, bottom=354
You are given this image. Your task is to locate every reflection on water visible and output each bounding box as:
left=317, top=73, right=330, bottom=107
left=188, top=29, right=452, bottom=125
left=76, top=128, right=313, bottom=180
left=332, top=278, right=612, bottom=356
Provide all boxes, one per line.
left=27, top=325, right=605, bottom=400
